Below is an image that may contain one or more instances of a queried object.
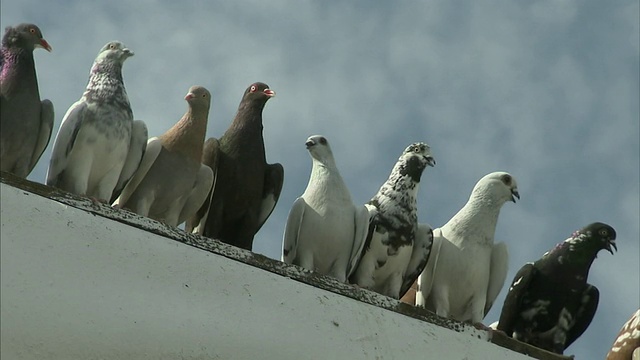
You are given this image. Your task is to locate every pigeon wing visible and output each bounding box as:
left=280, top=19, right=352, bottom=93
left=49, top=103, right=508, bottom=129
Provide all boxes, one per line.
left=186, top=137, right=220, bottom=234
left=28, top=99, right=54, bottom=173
left=346, top=205, right=370, bottom=279
left=177, top=164, right=214, bottom=225
left=416, top=227, right=443, bottom=307
left=400, top=223, right=434, bottom=298
left=485, top=241, right=509, bottom=316
left=46, top=99, right=87, bottom=186
left=256, top=163, right=284, bottom=232
left=497, top=262, right=537, bottom=336
left=565, top=285, right=599, bottom=349
left=111, top=120, right=148, bottom=202
left=112, top=137, right=161, bottom=208
left=281, top=197, right=306, bottom=263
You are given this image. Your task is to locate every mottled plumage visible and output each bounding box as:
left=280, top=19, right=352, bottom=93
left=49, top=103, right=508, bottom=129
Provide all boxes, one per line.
left=416, top=171, right=519, bottom=323
left=186, top=82, right=283, bottom=250
left=113, top=86, right=213, bottom=227
left=606, top=309, right=640, bottom=360
left=350, top=142, right=435, bottom=299
left=0, top=23, right=53, bottom=178
left=497, top=222, right=617, bottom=355
left=282, top=135, right=369, bottom=282
left=46, top=41, right=147, bottom=202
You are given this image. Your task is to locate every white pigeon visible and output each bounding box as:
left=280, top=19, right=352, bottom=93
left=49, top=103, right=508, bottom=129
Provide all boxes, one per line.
left=46, top=41, right=146, bottom=203
left=112, top=86, right=214, bottom=227
left=416, top=171, right=519, bottom=324
left=350, top=142, right=436, bottom=299
left=282, top=135, right=369, bottom=282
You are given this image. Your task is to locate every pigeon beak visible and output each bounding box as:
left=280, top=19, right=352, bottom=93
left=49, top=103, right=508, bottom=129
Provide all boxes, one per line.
left=511, top=189, right=520, bottom=203
left=37, top=39, right=52, bottom=52
left=605, top=239, right=617, bottom=255
left=123, top=48, right=134, bottom=57
left=263, top=89, right=275, bottom=97
left=184, top=92, right=195, bottom=101
left=425, top=156, right=436, bottom=167
left=305, top=140, right=315, bottom=149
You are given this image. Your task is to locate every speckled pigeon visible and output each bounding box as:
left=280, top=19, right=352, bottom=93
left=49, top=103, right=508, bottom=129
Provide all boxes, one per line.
left=416, top=171, right=519, bottom=323
left=46, top=41, right=147, bottom=203
left=282, top=135, right=369, bottom=282
left=349, top=142, right=435, bottom=299
left=186, top=82, right=283, bottom=251
left=0, top=23, right=54, bottom=178
left=606, top=309, right=640, bottom=360
left=496, top=222, right=617, bottom=355
left=113, top=86, right=213, bottom=227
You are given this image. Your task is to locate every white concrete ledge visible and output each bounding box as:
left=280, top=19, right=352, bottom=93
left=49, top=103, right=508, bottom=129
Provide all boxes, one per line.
left=0, top=172, right=568, bottom=360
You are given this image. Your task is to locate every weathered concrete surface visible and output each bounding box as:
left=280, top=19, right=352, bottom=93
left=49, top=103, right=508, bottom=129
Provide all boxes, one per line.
left=0, top=172, right=568, bottom=360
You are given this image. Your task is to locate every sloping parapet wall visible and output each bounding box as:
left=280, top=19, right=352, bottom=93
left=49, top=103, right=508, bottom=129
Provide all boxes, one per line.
left=0, top=173, right=568, bottom=360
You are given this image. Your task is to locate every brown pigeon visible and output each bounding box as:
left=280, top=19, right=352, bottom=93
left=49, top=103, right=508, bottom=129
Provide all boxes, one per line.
left=606, top=309, right=640, bottom=360
left=0, top=23, right=54, bottom=178
left=186, top=82, right=283, bottom=251
left=113, top=86, right=214, bottom=227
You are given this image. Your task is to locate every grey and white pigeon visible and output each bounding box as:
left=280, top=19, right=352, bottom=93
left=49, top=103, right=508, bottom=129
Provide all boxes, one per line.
left=46, top=41, right=147, bottom=203
left=416, top=171, right=519, bottom=323
left=186, top=82, right=283, bottom=251
left=349, top=142, right=436, bottom=299
left=0, top=23, right=54, bottom=178
left=281, top=135, right=369, bottom=282
left=496, top=222, right=617, bottom=355
left=112, top=86, right=213, bottom=227
left=606, top=309, right=640, bottom=360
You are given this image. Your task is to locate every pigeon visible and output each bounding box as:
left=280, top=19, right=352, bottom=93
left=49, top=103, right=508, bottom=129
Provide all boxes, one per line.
left=496, top=222, right=617, bottom=355
left=46, top=41, right=147, bottom=203
left=112, top=86, right=214, bottom=227
left=349, top=142, right=436, bottom=299
left=606, top=309, right=640, bottom=360
left=186, top=82, right=283, bottom=251
left=416, top=171, right=519, bottom=324
left=281, top=135, right=369, bottom=282
left=0, top=23, right=54, bottom=178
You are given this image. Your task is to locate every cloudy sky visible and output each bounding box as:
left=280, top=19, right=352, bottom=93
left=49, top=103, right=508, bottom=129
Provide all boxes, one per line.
left=3, top=1, right=638, bottom=358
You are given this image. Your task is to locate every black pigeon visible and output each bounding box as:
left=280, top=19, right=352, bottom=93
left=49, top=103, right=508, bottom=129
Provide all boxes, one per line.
left=186, top=82, right=283, bottom=251
left=497, top=222, right=617, bottom=354
left=0, top=23, right=54, bottom=178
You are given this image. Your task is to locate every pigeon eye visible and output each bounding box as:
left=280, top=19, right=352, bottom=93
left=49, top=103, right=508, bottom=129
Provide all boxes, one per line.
left=202, top=93, right=206, bottom=98
left=109, top=43, right=117, bottom=50
left=599, top=229, right=608, bottom=236
left=319, top=137, right=327, bottom=145
left=29, top=28, right=36, bottom=34
left=502, top=174, right=512, bottom=184
left=413, top=146, right=421, bottom=153
left=250, top=85, right=257, bottom=93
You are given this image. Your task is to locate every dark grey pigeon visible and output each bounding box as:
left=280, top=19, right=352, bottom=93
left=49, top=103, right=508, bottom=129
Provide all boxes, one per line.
left=0, top=23, right=54, bottom=178
left=349, top=142, right=436, bottom=299
left=496, top=222, right=617, bottom=355
left=46, top=41, right=147, bottom=203
left=186, top=82, right=283, bottom=251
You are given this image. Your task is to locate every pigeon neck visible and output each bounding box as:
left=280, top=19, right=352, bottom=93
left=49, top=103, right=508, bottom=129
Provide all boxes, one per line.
left=371, top=170, right=420, bottom=225
left=542, top=238, right=598, bottom=278
left=305, top=159, right=352, bottom=202
left=446, top=193, right=503, bottom=244
left=160, top=106, right=209, bottom=160
left=84, top=61, right=130, bottom=108
left=0, top=48, right=38, bottom=95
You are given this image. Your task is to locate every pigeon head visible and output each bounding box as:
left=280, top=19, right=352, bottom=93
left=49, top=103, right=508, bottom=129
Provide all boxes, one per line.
left=2, top=23, right=52, bottom=52
left=305, top=135, right=333, bottom=162
left=395, top=142, right=435, bottom=182
left=473, top=171, right=520, bottom=205
left=95, top=41, right=134, bottom=64
left=567, top=222, right=617, bottom=256
left=243, top=82, right=275, bottom=102
left=184, top=85, right=211, bottom=112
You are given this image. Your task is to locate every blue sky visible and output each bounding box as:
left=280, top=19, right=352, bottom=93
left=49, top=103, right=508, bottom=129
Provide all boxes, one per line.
left=3, top=1, right=638, bottom=358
